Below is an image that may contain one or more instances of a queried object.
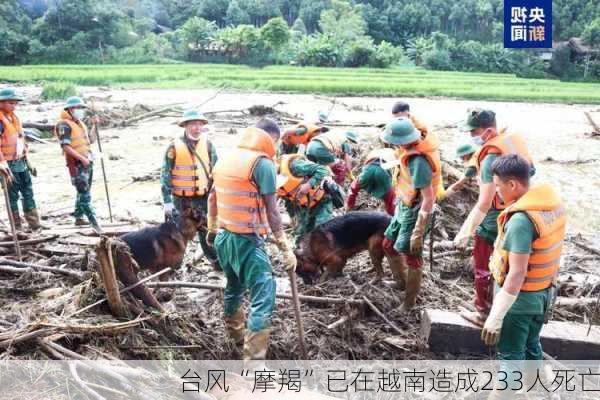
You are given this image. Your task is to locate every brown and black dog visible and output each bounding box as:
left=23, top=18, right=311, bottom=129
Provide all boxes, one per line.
left=294, top=211, right=392, bottom=284
left=114, top=206, right=205, bottom=310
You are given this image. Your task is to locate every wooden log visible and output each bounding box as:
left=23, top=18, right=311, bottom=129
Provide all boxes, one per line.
left=421, top=308, right=600, bottom=359
left=0, top=258, right=85, bottom=280
left=22, top=122, right=54, bottom=131
left=95, top=237, right=126, bottom=318
left=584, top=111, right=600, bottom=135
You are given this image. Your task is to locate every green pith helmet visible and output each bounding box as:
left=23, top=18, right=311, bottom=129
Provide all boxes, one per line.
left=345, top=130, right=359, bottom=144
left=456, top=142, right=478, bottom=158
left=178, top=109, right=208, bottom=127
left=0, top=88, right=23, bottom=102
left=64, top=96, right=86, bottom=109
left=460, top=108, right=496, bottom=131
left=380, top=118, right=420, bottom=146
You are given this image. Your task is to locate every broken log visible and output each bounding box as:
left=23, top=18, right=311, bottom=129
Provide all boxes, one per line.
left=0, top=258, right=86, bottom=280
left=149, top=281, right=366, bottom=307
left=421, top=309, right=600, bottom=359
left=95, top=237, right=126, bottom=318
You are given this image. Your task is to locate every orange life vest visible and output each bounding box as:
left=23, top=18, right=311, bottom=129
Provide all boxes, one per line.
left=54, top=110, right=91, bottom=159
left=277, top=154, right=326, bottom=208
left=311, top=131, right=347, bottom=156
left=170, top=136, right=211, bottom=197
left=282, top=123, right=322, bottom=146
left=0, top=110, right=25, bottom=161
left=476, top=129, right=534, bottom=210
left=393, top=132, right=443, bottom=206
left=490, top=184, right=566, bottom=292
left=212, top=127, right=276, bottom=235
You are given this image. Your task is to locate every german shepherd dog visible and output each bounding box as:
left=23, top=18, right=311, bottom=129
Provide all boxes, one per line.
left=114, top=205, right=205, bottom=310
left=294, top=211, right=392, bottom=284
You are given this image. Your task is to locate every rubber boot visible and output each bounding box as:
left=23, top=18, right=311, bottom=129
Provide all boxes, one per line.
left=400, top=268, right=422, bottom=312
left=224, top=308, right=245, bottom=346
left=388, top=254, right=408, bottom=290
left=243, top=329, right=270, bottom=361
left=24, top=209, right=44, bottom=230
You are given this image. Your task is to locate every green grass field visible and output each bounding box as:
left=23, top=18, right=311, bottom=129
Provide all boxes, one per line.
left=2, top=64, right=600, bottom=104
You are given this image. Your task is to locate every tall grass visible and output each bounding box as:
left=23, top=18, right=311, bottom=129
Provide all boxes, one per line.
left=2, top=64, right=600, bottom=104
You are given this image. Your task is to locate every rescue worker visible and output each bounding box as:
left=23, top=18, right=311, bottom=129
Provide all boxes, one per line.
left=160, top=110, right=219, bottom=270
left=0, top=87, right=43, bottom=231
left=55, top=96, right=102, bottom=233
left=440, top=142, right=478, bottom=200
left=278, top=111, right=329, bottom=155
left=482, top=154, right=565, bottom=363
left=345, top=147, right=397, bottom=216
left=206, top=118, right=297, bottom=361
left=381, top=118, right=440, bottom=312
left=277, top=152, right=333, bottom=241
left=391, top=101, right=428, bottom=137
left=454, top=109, right=534, bottom=325
left=306, top=130, right=359, bottom=185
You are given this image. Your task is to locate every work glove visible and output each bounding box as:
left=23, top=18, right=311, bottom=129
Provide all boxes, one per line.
left=273, top=230, right=297, bottom=272
left=163, top=202, right=175, bottom=221
left=481, top=288, right=517, bottom=346
left=206, top=214, right=218, bottom=247
left=454, top=207, right=486, bottom=249
left=410, top=210, right=430, bottom=255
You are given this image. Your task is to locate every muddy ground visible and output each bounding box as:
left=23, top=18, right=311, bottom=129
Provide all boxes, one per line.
left=0, top=87, right=599, bottom=361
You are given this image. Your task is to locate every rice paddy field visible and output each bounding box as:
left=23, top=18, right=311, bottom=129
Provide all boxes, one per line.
left=2, top=64, right=600, bottom=104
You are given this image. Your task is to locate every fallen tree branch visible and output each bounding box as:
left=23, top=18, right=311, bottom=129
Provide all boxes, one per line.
left=361, top=295, right=404, bottom=336
left=0, top=235, right=58, bottom=247
left=584, top=111, right=600, bottom=135
left=0, top=258, right=86, bottom=281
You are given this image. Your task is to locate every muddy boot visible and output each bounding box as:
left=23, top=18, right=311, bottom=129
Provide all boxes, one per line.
left=399, top=268, right=422, bottom=313
left=224, top=308, right=246, bottom=346
left=388, top=255, right=408, bottom=290
left=243, top=328, right=270, bottom=361
left=24, top=209, right=45, bottom=231
left=74, top=217, right=89, bottom=226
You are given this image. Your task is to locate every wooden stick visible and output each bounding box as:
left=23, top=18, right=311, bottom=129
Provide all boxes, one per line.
left=0, top=258, right=86, bottom=280
left=69, top=362, right=107, bottom=400
left=148, top=281, right=366, bottom=306
left=0, top=235, right=58, bottom=247
left=569, top=238, right=600, bottom=257
left=361, top=295, right=404, bottom=336
left=327, top=316, right=349, bottom=330
left=584, top=111, right=600, bottom=135
left=1, top=176, right=22, bottom=261
left=0, top=265, right=50, bottom=276
left=67, top=268, right=171, bottom=318
left=95, top=238, right=126, bottom=317
left=288, top=270, right=307, bottom=359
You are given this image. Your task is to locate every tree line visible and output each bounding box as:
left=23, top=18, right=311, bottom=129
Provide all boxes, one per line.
left=1, top=0, right=599, bottom=80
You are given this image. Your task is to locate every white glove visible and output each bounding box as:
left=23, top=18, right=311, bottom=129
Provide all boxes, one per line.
left=163, top=202, right=175, bottom=218
left=454, top=207, right=486, bottom=248
left=481, top=288, right=517, bottom=346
